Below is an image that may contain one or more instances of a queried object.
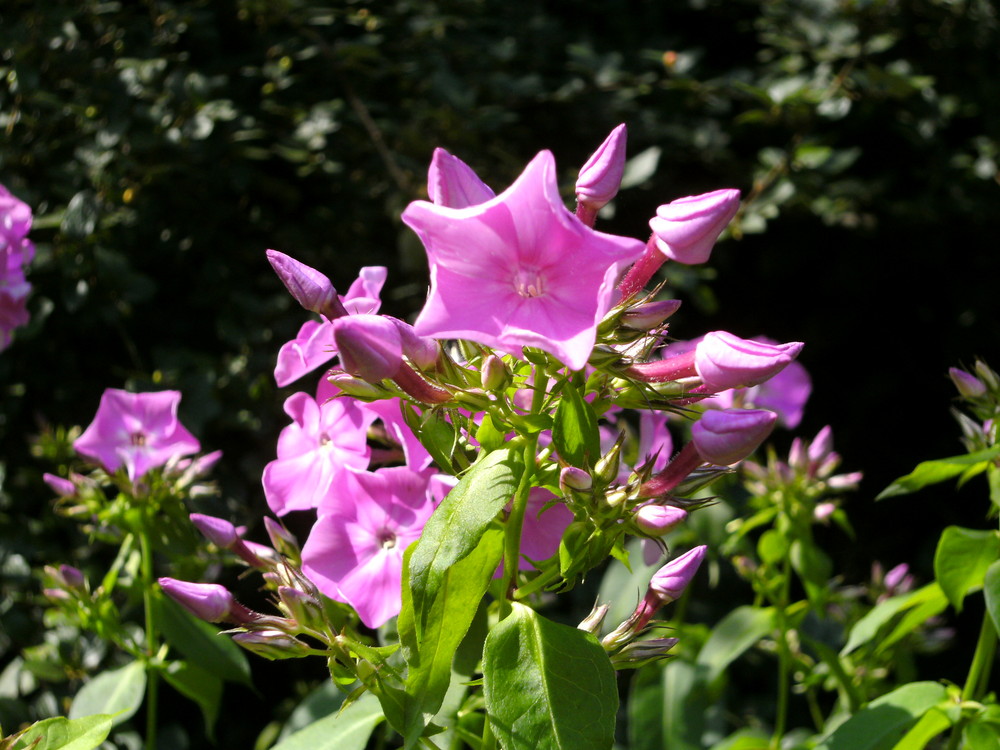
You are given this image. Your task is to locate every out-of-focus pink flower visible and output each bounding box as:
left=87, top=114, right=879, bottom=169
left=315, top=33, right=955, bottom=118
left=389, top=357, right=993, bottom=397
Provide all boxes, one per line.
left=402, top=150, right=645, bottom=371
left=1, top=184, right=34, bottom=351
left=428, top=148, right=495, bottom=208
left=649, top=545, right=707, bottom=602
left=691, top=408, right=777, bottom=465
left=262, top=389, right=375, bottom=515
left=575, top=124, right=627, bottom=212
left=273, top=265, right=388, bottom=387
left=361, top=398, right=433, bottom=472
left=73, top=389, right=201, bottom=481
left=649, top=189, right=740, bottom=265
left=301, top=466, right=438, bottom=628
left=518, top=489, right=574, bottom=570
left=695, top=332, right=804, bottom=392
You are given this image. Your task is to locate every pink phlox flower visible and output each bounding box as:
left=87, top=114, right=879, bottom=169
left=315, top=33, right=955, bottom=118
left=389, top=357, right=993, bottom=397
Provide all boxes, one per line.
left=261, top=389, right=375, bottom=516
left=637, top=410, right=673, bottom=476
left=519, top=488, right=574, bottom=570
left=302, top=466, right=439, bottom=628
left=428, top=148, right=496, bottom=208
left=273, top=266, right=388, bottom=387
left=74, top=389, right=201, bottom=482
left=402, top=150, right=646, bottom=371
left=1, top=184, right=34, bottom=351
left=361, top=397, right=434, bottom=472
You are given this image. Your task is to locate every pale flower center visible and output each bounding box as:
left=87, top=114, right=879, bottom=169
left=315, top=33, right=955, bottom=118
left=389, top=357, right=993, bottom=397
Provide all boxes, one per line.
left=130, top=431, right=147, bottom=447
left=513, top=267, right=546, bottom=299
left=378, top=529, right=397, bottom=550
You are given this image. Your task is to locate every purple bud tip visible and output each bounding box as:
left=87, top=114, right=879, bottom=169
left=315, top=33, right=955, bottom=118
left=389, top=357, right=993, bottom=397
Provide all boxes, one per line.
left=691, top=408, right=777, bottom=465
left=559, top=466, right=593, bottom=492
left=649, top=188, right=740, bottom=265
left=190, top=513, right=240, bottom=549
left=58, top=564, right=86, bottom=589
left=807, top=426, right=835, bottom=463
left=635, top=504, right=688, bottom=535
left=43, top=473, right=77, bottom=498
left=331, top=314, right=404, bottom=382
left=649, top=545, right=707, bottom=602
left=158, top=577, right=235, bottom=622
left=695, top=331, right=803, bottom=391
left=948, top=367, right=987, bottom=399
left=266, top=250, right=345, bottom=318
left=621, top=299, right=683, bottom=331
left=575, top=124, right=628, bottom=209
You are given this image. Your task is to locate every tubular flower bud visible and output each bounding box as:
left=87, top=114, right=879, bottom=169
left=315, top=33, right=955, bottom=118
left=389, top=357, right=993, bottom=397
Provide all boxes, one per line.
left=427, top=148, right=495, bottom=208
left=266, top=250, right=348, bottom=319
left=389, top=316, right=440, bottom=370
left=621, top=299, right=683, bottom=331
left=43, top=473, right=77, bottom=498
left=575, top=124, right=627, bottom=213
left=649, top=545, right=707, bottom=603
left=577, top=602, right=610, bottom=635
left=231, top=630, right=313, bottom=660
left=331, top=314, right=403, bottom=382
left=480, top=354, right=511, bottom=392
left=949, top=367, right=987, bottom=399
left=634, top=504, right=688, bottom=536
left=190, top=513, right=239, bottom=549
left=560, top=466, right=593, bottom=493
left=158, top=578, right=255, bottom=624
left=264, top=517, right=300, bottom=560
left=649, top=189, right=740, bottom=265
left=695, top=332, right=804, bottom=392
left=691, top=408, right=777, bottom=465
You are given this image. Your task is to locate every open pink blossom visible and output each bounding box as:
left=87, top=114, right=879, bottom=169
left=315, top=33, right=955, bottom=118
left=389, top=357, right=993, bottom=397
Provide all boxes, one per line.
left=74, top=389, right=201, bottom=481
left=261, top=389, right=375, bottom=515
left=273, top=265, right=388, bottom=387
left=302, top=466, right=438, bottom=628
left=428, top=148, right=495, bottom=208
left=402, top=150, right=646, bottom=371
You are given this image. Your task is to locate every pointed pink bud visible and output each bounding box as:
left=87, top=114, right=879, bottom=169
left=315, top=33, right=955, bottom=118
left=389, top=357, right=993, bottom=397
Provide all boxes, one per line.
left=575, top=124, right=627, bottom=211
left=266, top=250, right=348, bottom=319
left=159, top=578, right=241, bottom=623
left=427, top=148, right=495, bottom=208
left=807, top=425, right=835, bottom=463
left=649, top=545, right=707, bottom=602
left=43, top=473, right=77, bottom=498
left=634, top=504, right=688, bottom=536
left=695, top=332, right=803, bottom=391
left=331, top=314, right=403, bottom=382
left=949, top=367, right=987, bottom=399
left=649, top=188, right=740, bottom=265
left=264, top=517, right=300, bottom=558
left=389, top=317, right=440, bottom=370
left=621, top=299, right=682, bottom=331
left=691, top=408, right=777, bottom=465
left=190, top=513, right=240, bottom=549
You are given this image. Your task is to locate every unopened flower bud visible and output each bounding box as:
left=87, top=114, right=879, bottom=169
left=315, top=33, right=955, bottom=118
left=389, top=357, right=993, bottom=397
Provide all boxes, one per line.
left=560, top=466, right=593, bottom=493
left=634, top=504, right=688, bottom=536
left=481, top=354, right=510, bottom=392
left=814, top=502, right=836, bottom=522
left=593, top=432, right=626, bottom=484
left=649, top=189, right=740, bottom=265
left=264, top=517, right=300, bottom=559
left=43, top=473, right=77, bottom=498
left=332, top=314, right=403, bottom=382
left=158, top=578, right=255, bottom=624
left=648, top=545, right=707, bottom=603
left=232, top=630, right=313, bottom=660
left=949, top=367, right=987, bottom=399
left=610, top=636, right=680, bottom=668
left=621, top=299, right=683, bottom=331
left=190, top=513, right=239, bottom=549
left=278, top=586, right=323, bottom=630
left=691, top=408, right=777, bottom=465
left=807, top=426, right=835, bottom=463
left=427, top=148, right=495, bottom=208
left=326, top=371, right=388, bottom=400
left=390, top=317, right=440, bottom=370
left=577, top=602, right=610, bottom=634
left=974, top=360, right=1000, bottom=391
left=266, top=250, right=348, bottom=319
left=695, top=332, right=804, bottom=392
left=576, top=124, right=627, bottom=212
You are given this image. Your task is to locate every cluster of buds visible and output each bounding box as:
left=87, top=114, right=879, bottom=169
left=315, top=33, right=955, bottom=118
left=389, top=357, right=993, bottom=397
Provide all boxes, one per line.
left=948, top=362, right=999, bottom=453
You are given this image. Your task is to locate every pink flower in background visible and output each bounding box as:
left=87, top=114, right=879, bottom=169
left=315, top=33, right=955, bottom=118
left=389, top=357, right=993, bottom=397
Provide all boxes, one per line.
left=262, top=388, right=376, bottom=516
left=709, top=350, right=812, bottom=429
left=428, top=148, right=495, bottom=208
left=302, top=466, right=438, bottom=628
left=691, top=408, right=777, bottom=465
left=74, top=389, right=201, bottom=481
left=273, top=265, right=388, bottom=387
left=402, top=150, right=646, bottom=370
left=518, top=489, right=574, bottom=570
left=0, top=184, right=34, bottom=351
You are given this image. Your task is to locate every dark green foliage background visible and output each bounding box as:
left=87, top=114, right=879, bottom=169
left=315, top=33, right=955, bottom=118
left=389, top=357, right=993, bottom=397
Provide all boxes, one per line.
left=1, top=0, right=998, bottom=744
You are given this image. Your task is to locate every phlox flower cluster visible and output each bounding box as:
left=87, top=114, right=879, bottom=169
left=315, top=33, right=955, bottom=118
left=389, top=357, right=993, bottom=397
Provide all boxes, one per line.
left=0, top=184, right=34, bottom=351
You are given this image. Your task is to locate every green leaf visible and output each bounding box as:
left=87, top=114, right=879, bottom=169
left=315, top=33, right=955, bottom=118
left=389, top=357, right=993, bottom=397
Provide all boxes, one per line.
left=984, top=560, right=1000, bottom=635
left=157, top=596, right=251, bottom=685
left=68, top=661, right=146, bottom=727
left=270, top=692, right=385, bottom=750
left=407, top=447, right=523, bottom=637
left=696, top=606, right=775, bottom=685
left=892, top=705, right=956, bottom=750
left=842, top=583, right=947, bottom=656
left=659, top=659, right=711, bottom=750
left=475, top=413, right=506, bottom=453
left=933, top=526, right=1000, bottom=611
left=876, top=446, right=1000, bottom=499
left=965, top=721, right=1000, bottom=750
left=552, top=382, right=600, bottom=469
left=709, top=728, right=772, bottom=750
left=11, top=714, right=113, bottom=750
left=483, top=603, right=617, bottom=750
left=813, top=682, right=948, bottom=750
left=161, top=660, right=222, bottom=737
left=397, top=528, right=504, bottom=747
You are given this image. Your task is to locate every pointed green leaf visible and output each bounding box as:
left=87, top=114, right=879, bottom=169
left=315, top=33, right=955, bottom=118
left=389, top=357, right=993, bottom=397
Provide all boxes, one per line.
left=407, top=447, right=523, bottom=636
left=161, top=660, right=222, bottom=737
left=157, top=596, right=251, bottom=685
left=983, top=560, right=1000, bottom=635
left=552, top=381, right=600, bottom=469
left=813, top=682, right=948, bottom=750
left=842, top=584, right=944, bottom=656
left=933, top=526, right=1000, bottom=611
left=892, top=705, right=957, bottom=750
left=696, top=606, right=775, bottom=685
left=68, top=661, right=146, bottom=727
left=876, top=446, right=1000, bottom=499
left=270, top=692, right=385, bottom=750
left=10, top=714, right=113, bottom=750
left=483, top=603, right=617, bottom=750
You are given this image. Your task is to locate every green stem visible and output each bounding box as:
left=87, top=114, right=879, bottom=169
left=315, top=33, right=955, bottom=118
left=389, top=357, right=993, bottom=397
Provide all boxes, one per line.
left=481, top=713, right=497, bottom=750
left=770, top=557, right=793, bottom=750
left=138, top=524, right=159, bottom=750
